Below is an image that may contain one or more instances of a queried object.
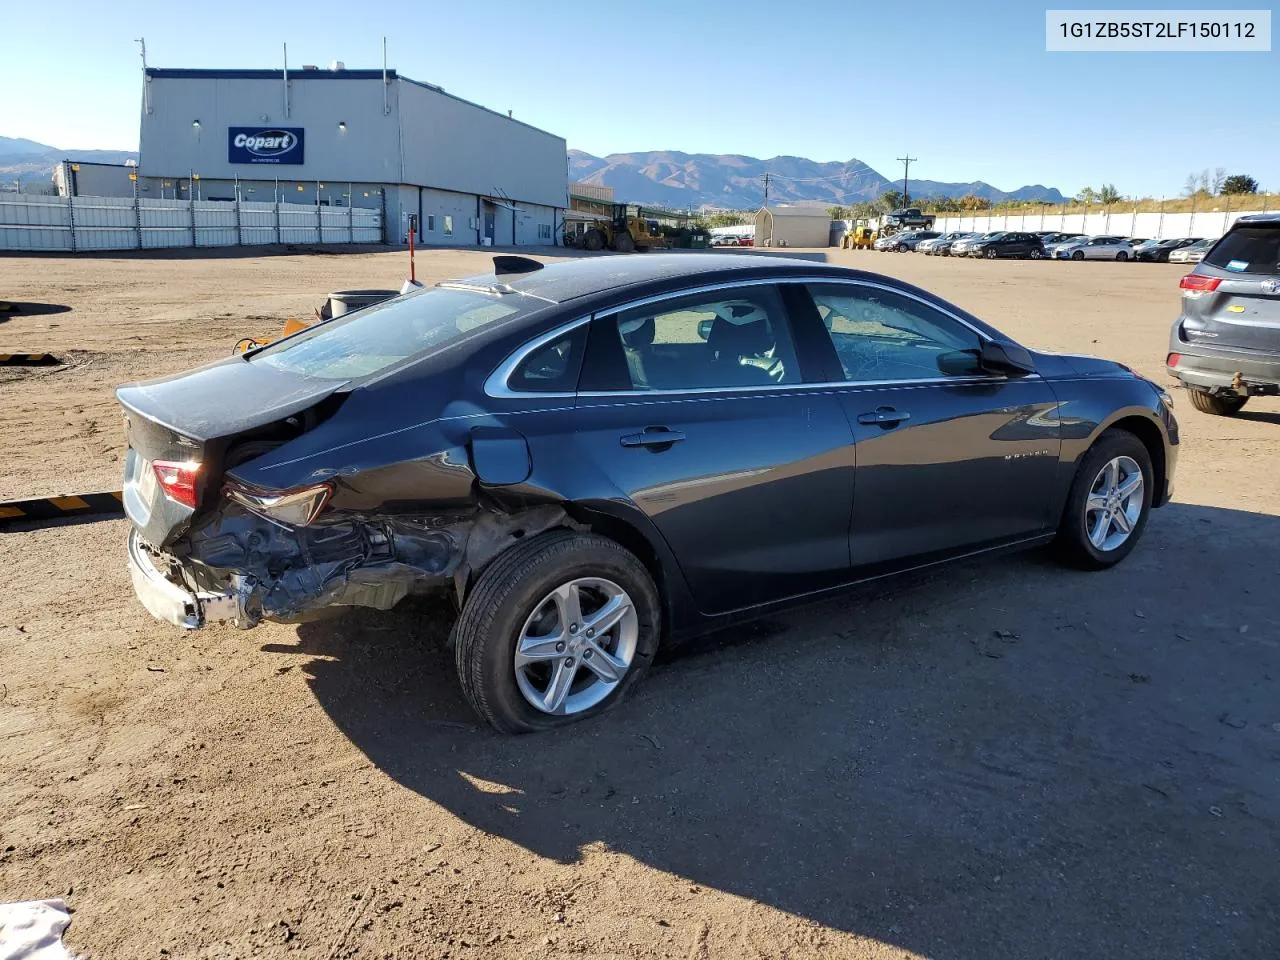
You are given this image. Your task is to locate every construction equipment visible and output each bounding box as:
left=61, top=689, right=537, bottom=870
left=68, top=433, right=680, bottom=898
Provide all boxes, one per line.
left=578, top=204, right=669, bottom=253
left=842, top=222, right=877, bottom=249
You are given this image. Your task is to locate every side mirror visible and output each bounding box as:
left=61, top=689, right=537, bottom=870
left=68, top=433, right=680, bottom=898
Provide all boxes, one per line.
left=697, top=318, right=714, bottom=341
left=936, top=348, right=983, bottom=376
left=980, top=339, right=1036, bottom=376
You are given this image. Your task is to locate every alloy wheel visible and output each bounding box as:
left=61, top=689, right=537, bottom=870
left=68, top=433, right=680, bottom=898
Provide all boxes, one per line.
left=513, top=577, right=639, bottom=716
left=1084, top=456, right=1144, bottom=552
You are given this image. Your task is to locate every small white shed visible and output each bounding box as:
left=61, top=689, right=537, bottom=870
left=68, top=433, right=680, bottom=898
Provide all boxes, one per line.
left=754, top=205, right=832, bottom=248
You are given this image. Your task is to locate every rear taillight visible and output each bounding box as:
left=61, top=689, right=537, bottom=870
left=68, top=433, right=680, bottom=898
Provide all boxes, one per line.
left=1167, top=353, right=1182, bottom=368
left=224, top=481, right=333, bottom=528
left=152, top=460, right=201, bottom=508
left=1179, top=274, right=1221, bottom=293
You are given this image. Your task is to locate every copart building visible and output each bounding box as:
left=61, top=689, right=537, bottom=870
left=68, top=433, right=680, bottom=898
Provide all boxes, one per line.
left=136, top=65, right=567, bottom=245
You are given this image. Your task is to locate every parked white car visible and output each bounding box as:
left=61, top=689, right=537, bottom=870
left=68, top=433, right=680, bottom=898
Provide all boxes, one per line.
left=1168, top=238, right=1212, bottom=263
left=1051, top=236, right=1135, bottom=261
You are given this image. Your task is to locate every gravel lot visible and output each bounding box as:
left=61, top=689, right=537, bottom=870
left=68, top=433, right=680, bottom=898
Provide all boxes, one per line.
left=1, top=246, right=1277, bottom=959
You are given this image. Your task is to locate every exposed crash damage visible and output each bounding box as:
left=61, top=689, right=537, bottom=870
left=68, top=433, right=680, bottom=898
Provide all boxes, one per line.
left=134, top=498, right=575, bottom=629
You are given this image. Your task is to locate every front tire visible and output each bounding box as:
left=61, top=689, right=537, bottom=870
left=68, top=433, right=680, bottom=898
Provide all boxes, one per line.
left=1054, top=430, right=1153, bottom=570
left=1188, top=389, right=1248, bottom=416
left=1071, top=250, right=1084, bottom=260
left=985, top=247, right=998, bottom=259
left=1116, top=250, right=1129, bottom=261
left=454, top=531, right=660, bottom=733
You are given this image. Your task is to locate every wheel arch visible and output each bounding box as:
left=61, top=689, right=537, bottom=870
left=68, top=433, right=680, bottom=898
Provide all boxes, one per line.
left=1095, top=414, right=1168, bottom=509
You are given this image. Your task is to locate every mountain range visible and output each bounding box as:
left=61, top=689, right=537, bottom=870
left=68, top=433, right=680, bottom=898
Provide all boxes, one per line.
left=0, top=136, right=138, bottom=189
left=570, top=150, right=1064, bottom=210
left=1, top=135, right=1064, bottom=210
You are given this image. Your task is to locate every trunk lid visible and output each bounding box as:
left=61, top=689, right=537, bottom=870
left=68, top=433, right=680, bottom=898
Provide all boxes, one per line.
left=1181, top=221, right=1280, bottom=355
left=118, top=357, right=347, bottom=546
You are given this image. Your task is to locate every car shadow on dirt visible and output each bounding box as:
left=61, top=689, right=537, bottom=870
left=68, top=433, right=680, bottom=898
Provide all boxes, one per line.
left=273, top=502, right=1279, bottom=959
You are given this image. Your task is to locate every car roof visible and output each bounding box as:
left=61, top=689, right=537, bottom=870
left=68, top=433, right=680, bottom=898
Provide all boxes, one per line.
left=448, top=253, right=856, bottom=305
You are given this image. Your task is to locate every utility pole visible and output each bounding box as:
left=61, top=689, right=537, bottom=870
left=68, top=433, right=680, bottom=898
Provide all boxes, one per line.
left=896, top=155, right=917, bottom=206
left=762, top=172, right=770, bottom=204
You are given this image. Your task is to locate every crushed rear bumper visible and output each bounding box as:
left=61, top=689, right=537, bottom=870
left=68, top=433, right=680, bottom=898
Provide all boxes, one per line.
left=127, top=529, right=252, bottom=629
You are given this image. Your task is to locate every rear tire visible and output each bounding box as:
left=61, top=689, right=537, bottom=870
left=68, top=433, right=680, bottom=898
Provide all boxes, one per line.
left=1188, top=389, right=1248, bottom=416
left=453, top=531, right=660, bottom=733
left=1054, top=429, right=1154, bottom=570
left=614, top=231, right=635, bottom=253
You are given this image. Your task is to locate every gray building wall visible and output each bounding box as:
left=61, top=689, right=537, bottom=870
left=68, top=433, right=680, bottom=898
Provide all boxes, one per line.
left=137, top=69, right=566, bottom=246
left=140, top=73, right=402, bottom=185
left=397, top=81, right=566, bottom=209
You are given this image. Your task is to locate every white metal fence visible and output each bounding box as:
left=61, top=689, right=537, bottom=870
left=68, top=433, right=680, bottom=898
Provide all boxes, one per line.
left=0, top=193, right=383, bottom=252
left=929, top=207, right=1263, bottom=241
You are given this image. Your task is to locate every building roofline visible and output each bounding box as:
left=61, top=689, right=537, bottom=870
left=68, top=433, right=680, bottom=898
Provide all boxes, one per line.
left=396, top=76, right=563, bottom=142
left=144, top=68, right=565, bottom=142
left=146, top=67, right=395, bottom=81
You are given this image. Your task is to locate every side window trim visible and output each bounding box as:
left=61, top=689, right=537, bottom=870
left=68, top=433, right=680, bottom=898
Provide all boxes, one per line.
left=484, top=315, right=591, bottom=399
left=485, top=278, right=1025, bottom=400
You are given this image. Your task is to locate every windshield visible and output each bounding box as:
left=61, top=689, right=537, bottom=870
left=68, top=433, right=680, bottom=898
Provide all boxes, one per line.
left=253, top=286, right=537, bottom=381
left=1203, top=227, right=1280, bottom=274
left=983, top=232, right=1006, bottom=240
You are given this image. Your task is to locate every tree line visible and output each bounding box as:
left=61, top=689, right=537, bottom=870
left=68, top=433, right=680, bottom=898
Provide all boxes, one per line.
left=702, top=170, right=1261, bottom=224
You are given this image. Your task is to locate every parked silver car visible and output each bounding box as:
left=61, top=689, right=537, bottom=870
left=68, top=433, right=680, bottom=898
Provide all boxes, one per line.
left=1168, top=238, right=1212, bottom=263
left=1052, top=236, right=1135, bottom=261
left=921, top=231, right=974, bottom=255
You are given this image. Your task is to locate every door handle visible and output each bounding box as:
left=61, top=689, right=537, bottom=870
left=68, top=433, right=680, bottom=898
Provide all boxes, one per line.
left=621, top=426, right=687, bottom=448
left=857, top=407, right=911, bottom=426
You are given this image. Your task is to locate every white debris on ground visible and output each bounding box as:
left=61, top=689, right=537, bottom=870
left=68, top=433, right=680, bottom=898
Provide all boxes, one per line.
left=0, top=900, right=76, bottom=960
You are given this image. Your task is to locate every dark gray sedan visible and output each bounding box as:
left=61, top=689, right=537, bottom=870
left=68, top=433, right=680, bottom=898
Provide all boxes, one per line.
left=119, top=254, right=1179, bottom=732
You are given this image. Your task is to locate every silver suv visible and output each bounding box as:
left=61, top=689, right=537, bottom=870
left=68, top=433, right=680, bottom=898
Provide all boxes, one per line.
left=1167, top=214, right=1280, bottom=415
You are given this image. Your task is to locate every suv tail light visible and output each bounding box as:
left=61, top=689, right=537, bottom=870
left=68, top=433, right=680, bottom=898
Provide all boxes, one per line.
left=152, top=460, right=201, bottom=508
left=224, top=480, right=333, bottom=528
left=1167, top=353, right=1182, bottom=368
left=1179, top=274, right=1221, bottom=293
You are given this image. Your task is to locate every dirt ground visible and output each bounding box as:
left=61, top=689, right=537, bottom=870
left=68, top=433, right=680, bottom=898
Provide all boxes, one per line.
left=1, top=246, right=1277, bottom=959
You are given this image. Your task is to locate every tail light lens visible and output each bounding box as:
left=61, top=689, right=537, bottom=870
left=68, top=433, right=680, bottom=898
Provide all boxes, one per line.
left=1179, top=274, right=1221, bottom=293
left=152, top=460, right=201, bottom=508
left=1167, top=353, right=1182, bottom=367
left=224, top=480, right=333, bottom=528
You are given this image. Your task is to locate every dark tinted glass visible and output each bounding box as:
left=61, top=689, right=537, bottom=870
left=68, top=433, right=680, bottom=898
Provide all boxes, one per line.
left=607, top=286, right=800, bottom=391
left=509, top=327, right=587, bottom=392
left=1204, top=227, right=1280, bottom=275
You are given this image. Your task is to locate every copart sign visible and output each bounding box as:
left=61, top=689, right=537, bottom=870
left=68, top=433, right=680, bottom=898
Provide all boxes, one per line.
left=228, top=127, right=304, bottom=164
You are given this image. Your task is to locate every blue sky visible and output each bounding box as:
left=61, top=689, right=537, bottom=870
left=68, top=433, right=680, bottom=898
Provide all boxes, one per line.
left=2, top=0, right=1275, bottom=198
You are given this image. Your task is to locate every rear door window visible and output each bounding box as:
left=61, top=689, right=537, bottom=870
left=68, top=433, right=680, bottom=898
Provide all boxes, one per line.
left=1203, top=227, right=1280, bottom=275
left=589, top=286, right=801, bottom=392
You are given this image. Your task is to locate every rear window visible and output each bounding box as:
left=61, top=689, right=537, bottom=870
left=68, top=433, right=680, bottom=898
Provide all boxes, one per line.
left=1204, top=226, right=1280, bottom=275
left=254, top=286, right=538, bottom=380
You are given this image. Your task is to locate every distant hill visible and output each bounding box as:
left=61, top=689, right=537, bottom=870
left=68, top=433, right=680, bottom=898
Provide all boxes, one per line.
left=570, top=149, right=1064, bottom=210
left=0, top=136, right=138, bottom=189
